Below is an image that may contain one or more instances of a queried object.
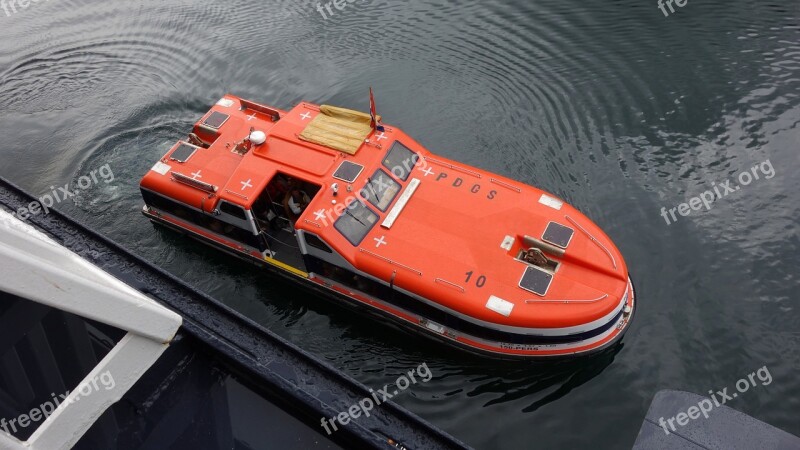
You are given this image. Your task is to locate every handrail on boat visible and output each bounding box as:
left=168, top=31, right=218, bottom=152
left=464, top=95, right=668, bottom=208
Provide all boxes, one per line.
left=423, top=157, right=482, bottom=179
left=565, top=215, right=617, bottom=270
left=490, top=178, right=521, bottom=193
left=525, top=294, right=609, bottom=305
left=434, top=278, right=465, bottom=293
left=358, top=248, right=423, bottom=276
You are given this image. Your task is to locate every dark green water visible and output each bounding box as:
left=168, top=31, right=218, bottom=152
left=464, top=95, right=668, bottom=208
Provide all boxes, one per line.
left=1, top=0, right=798, bottom=448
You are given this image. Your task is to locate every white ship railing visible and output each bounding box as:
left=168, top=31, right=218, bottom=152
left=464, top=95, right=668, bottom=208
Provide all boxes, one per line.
left=0, top=210, right=182, bottom=450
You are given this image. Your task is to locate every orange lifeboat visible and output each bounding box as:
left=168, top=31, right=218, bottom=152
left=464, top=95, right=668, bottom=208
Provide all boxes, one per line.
left=139, top=95, right=635, bottom=358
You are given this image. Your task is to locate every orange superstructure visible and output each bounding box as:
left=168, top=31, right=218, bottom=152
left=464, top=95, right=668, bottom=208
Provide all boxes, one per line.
left=139, top=94, right=635, bottom=358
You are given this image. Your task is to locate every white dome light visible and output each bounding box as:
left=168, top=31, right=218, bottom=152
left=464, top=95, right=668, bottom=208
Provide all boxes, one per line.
left=249, top=130, right=267, bottom=145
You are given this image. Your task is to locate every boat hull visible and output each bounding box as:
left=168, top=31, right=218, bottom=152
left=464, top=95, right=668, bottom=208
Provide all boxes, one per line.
left=143, top=206, right=636, bottom=359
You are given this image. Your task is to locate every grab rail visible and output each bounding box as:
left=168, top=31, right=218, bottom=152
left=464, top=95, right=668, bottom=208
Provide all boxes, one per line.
left=358, top=248, right=422, bottom=276
left=525, top=294, right=609, bottom=305
left=423, top=157, right=482, bottom=178
left=566, top=215, right=617, bottom=270
left=434, top=278, right=465, bottom=293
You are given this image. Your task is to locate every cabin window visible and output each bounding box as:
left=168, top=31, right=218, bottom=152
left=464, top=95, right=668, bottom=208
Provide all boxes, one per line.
left=219, top=201, right=247, bottom=220
left=362, top=169, right=400, bottom=212
left=169, top=143, right=199, bottom=163
left=141, top=189, right=266, bottom=251
left=334, top=200, right=378, bottom=246
left=382, top=141, right=419, bottom=181
left=304, top=233, right=333, bottom=253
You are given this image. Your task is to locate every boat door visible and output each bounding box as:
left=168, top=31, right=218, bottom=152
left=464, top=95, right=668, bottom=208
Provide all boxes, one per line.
left=251, top=172, right=320, bottom=272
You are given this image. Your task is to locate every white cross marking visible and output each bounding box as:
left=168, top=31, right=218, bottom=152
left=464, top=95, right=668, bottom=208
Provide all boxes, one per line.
left=420, top=167, right=434, bottom=177
left=247, top=112, right=257, bottom=121
left=240, top=179, right=253, bottom=191
left=376, top=132, right=387, bottom=141
left=191, top=170, right=203, bottom=180
left=314, top=209, right=326, bottom=221
left=300, top=112, right=312, bottom=120
left=374, top=236, right=387, bottom=248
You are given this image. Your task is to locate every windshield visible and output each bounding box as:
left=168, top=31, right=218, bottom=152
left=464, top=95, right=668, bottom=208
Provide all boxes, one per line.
left=334, top=200, right=379, bottom=245
left=382, top=141, right=419, bottom=181
left=362, top=169, right=400, bottom=212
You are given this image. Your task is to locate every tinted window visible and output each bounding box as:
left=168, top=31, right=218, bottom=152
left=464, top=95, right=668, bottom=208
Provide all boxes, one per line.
left=382, top=141, right=419, bottom=181
left=220, top=201, right=247, bottom=220
left=141, top=189, right=265, bottom=251
left=304, top=233, right=332, bottom=253
left=362, top=169, right=400, bottom=212
left=334, top=200, right=378, bottom=245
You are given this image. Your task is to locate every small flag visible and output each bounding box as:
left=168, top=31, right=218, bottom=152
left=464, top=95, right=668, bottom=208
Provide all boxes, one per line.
left=369, top=87, right=377, bottom=127
left=369, top=87, right=385, bottom=132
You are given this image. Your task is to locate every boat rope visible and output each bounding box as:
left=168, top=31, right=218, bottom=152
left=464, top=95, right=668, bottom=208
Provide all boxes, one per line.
left=263, top=230, right=300, bottom=249
left=263, top=182, right=286, bottom=223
